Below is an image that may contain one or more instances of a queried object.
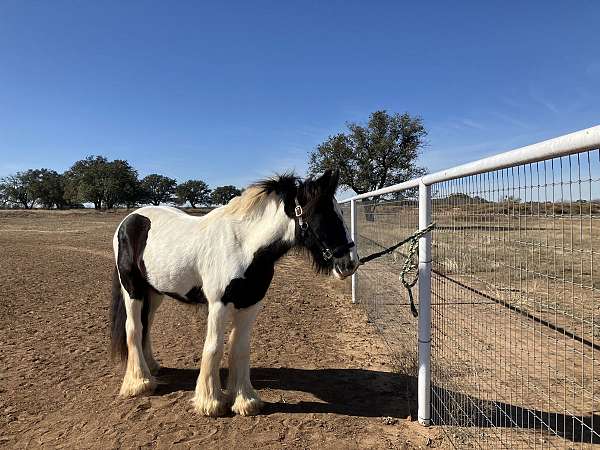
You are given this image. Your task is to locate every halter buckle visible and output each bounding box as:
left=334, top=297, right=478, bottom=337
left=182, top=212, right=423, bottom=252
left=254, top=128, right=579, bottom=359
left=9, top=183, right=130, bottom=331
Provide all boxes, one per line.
left=294, top=205, right=303, bottom=217
left=322, top=248, right=333, bottom=260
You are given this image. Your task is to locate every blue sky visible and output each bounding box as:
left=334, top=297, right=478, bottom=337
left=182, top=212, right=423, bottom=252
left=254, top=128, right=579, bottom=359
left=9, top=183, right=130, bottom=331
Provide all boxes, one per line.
left=1, top=1, right=599, bottom=190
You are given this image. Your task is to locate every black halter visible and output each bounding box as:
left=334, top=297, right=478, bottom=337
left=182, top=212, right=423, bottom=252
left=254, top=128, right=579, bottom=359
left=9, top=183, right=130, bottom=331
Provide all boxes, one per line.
left=294, top=198, right=356, bottom=261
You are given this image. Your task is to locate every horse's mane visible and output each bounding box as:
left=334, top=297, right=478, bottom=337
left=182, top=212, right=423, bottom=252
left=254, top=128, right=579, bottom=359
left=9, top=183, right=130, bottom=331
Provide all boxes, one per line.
left=224, top=173, right=299, bottom=217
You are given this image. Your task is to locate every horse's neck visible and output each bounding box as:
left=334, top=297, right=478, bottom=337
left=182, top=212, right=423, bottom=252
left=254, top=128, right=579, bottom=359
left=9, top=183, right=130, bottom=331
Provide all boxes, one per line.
left=238, top=199, right=296, bottom=254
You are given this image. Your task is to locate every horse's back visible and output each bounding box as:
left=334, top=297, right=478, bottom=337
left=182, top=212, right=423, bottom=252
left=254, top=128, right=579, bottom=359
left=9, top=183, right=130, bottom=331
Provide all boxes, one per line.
left=132, top=205, right=190, bottom=220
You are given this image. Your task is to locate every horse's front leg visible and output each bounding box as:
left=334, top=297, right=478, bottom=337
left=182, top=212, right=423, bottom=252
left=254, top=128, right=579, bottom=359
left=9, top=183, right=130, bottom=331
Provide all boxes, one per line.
left=227, top=303, right=263, bottom=416
left=193, top=300, right=228, bottom=417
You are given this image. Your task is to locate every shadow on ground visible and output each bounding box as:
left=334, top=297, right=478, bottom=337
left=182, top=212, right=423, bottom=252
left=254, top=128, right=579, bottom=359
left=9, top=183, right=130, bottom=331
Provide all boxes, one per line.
left=154, top=366, right=599, bottom=443
left=155, top=366, right=416, bottom=419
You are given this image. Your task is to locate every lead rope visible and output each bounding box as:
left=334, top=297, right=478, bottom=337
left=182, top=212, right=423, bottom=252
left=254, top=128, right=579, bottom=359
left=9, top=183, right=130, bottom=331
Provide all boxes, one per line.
left=358, top=222, right=435, bottom=318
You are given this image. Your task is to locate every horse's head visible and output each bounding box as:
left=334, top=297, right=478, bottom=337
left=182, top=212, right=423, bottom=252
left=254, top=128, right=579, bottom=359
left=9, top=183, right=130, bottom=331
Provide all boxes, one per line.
left=295, top=169, right=359, bottom=279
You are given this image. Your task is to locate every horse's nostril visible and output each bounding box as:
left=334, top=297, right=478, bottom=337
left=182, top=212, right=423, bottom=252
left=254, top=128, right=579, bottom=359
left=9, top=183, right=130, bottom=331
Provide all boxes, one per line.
left=334, top=260, right=358, bottom=278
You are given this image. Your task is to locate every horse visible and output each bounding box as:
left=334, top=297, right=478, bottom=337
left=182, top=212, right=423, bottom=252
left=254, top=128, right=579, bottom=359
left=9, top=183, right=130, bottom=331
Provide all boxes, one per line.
left=109, top=169, right=359, bottom=417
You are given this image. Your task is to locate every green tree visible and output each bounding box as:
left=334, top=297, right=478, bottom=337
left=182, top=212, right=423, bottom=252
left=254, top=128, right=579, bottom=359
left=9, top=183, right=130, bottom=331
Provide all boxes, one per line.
left=65, top=156, right=141, bottom=209
left=28, top=169, right=66, bottom=209
left=65, top=156, right=110, bottom=209
left=175, top=179, right=211, bottom=208
left=308, top=110, right=427, bottom=219
left=210, top=185, right=241, bottom=205
left=103, top=160, right=140, bottom=209
left=141, top=174, right=177, bottom=206
left=0, top=171, right=39, bottom=209
left=120, top=178, right=145, bottom=209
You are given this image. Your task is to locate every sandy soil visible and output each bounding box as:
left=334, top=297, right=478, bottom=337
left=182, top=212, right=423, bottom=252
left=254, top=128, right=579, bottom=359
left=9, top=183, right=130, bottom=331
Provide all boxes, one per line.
left=0, top=210, right=444, bottom=449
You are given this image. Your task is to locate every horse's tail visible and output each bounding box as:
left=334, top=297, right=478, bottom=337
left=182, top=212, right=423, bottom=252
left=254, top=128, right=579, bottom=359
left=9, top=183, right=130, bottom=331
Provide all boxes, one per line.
left=110, top=267, right=128, bottom=361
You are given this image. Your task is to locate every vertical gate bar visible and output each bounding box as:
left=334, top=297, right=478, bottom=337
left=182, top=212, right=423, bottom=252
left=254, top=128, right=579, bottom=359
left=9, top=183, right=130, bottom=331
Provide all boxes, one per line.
left=418, top=181, right=432, bottom=426
left=350, top=198, right=357, bottom=304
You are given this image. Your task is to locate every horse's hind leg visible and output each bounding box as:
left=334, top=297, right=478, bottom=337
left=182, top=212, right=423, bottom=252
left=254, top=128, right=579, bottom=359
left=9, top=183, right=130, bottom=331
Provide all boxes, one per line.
left=143, top=291, right=163, bottom=375
left=193, top=300, right=228, bottom=417
left=227, top=303, right=263, bottom=416
left=120, top=289, right=156, bottom=397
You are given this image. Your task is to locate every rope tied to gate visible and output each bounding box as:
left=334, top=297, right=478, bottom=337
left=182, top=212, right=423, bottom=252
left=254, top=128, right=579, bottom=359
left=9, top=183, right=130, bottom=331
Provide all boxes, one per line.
left=358, top=222, right=436, bottom=318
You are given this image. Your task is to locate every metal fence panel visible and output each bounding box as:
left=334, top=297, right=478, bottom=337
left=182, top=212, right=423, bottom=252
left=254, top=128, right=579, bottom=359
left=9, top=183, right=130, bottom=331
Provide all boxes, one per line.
left=430, top=151, right=599, bottom=448
left=340, top=146, right=600, bottom=448
left=341, top=197, right=421, bottom=375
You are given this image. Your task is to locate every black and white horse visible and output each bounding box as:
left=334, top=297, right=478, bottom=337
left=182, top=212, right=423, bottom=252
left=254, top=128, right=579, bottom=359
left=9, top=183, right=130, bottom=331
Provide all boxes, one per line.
left=110, top=170, right=358, bottom=416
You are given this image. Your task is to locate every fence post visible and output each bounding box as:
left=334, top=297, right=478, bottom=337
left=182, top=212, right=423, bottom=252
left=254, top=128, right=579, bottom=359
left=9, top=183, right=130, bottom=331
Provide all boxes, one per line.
left=350, top=198, right=357, bottom=304
left=417, top=181, right=432, bottom=426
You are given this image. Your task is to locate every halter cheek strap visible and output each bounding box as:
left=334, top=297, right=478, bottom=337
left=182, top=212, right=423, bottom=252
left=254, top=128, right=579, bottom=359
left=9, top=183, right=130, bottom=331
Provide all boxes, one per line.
left=294, top=200, right=308, bottom=232
left=294, top=198, right=355, bottom=261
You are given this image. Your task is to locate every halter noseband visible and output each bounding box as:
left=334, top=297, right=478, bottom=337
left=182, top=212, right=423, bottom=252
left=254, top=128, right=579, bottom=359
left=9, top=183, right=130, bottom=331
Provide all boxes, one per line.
left=294, top=198, right=355, bottom=261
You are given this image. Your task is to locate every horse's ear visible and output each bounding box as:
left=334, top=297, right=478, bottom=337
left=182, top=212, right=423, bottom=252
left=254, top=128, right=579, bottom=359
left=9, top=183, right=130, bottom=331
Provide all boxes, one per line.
left=316, top=169, right=340, bottom=196
left=330, top=169, right=340, bottom=192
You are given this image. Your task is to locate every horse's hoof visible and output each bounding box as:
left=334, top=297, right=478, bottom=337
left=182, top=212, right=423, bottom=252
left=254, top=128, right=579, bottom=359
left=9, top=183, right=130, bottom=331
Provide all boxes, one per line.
left=231, top=395, right=264, bottom=416
left=146, top=359, right=161, bottom=375
left=119, top=376, right=156, bottom=397
left=193, top=396, right=228, bottom=417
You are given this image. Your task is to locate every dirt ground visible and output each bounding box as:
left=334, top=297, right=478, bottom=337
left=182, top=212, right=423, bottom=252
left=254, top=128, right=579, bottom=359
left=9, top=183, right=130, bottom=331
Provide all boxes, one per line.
left=0, top=210, right=444, bottom=449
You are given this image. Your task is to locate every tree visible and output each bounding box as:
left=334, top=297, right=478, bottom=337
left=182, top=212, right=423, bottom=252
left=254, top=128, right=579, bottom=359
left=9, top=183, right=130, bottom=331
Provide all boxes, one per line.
left=103, top=160, right=140, bottom=209
left=28, top=169, right=67, bottom=209
left=65, top=156, right=110, bottom=209
left=0, top=187, right=7, bottom=208
left=308, top=110, right=427, bottom=219
left=0, top=171, right=39, bottom=209
left=120, top=178, right=145, bottom=209
left=141, top=174, right=177, bottom=206
left=175, top=180, right=211, bottom=208
left=65, top=156, right=142, bottom=209
left=210, top=185, right=241, bottom=205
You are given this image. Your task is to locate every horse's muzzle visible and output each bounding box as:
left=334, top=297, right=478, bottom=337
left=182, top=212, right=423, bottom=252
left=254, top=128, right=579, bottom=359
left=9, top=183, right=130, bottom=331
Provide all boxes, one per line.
left=333, top=255, right=359, bottom=279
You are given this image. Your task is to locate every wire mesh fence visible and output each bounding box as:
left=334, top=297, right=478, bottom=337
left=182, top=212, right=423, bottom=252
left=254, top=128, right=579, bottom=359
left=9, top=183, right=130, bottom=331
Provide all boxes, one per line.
left=341, top=196, right=420, bottom=376
left=340, top=148, right=600, bottom=448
